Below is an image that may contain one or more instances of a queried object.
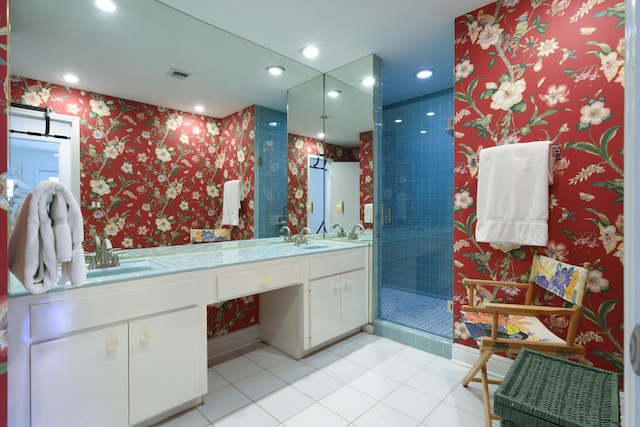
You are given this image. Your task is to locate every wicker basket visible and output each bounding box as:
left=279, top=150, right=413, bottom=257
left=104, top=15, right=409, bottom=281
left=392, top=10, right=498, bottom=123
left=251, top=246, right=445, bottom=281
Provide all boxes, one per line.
left=494, top=348, right=620, bottom=427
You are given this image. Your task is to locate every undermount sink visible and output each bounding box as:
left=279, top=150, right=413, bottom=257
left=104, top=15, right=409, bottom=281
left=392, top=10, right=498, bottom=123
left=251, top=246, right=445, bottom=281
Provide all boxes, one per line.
left=85, top=260, right=160, bottom=278
left=296, top=242, right=333, bottom=250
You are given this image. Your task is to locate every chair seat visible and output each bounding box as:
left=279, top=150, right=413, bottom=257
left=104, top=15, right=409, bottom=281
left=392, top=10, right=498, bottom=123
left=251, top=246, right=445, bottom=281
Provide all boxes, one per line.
left=463, top=311, right=564, bottom=343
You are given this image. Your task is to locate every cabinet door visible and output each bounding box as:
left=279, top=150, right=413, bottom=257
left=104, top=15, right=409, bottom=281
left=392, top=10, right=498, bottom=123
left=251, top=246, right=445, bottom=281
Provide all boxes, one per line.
left=341, top=268, right=368, bottom=333
left=309, top=276, right=342, bottom=347
left=30, top=324, right=129, bottom=427
left=129, top=306, right=201, bottom=425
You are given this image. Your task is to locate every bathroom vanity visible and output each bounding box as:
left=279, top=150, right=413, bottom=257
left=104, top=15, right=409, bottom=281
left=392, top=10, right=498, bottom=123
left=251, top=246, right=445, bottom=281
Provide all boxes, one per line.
left=7, top=238, right=370, bottom=427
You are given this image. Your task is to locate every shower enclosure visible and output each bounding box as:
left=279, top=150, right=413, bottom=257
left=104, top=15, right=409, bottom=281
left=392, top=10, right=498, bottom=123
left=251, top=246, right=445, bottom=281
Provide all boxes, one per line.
left=375, top=88, right=454, bottom=341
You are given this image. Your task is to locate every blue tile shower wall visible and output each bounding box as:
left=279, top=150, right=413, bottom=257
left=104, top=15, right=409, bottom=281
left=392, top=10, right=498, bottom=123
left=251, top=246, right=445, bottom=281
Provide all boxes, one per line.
left=380, top=88, right=453, bottom=299
left=254, top=106, right=288, bottom=238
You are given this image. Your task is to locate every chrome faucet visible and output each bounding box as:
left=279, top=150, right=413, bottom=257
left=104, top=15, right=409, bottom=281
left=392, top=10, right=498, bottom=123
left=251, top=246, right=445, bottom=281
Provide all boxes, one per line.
left=348, top=224, right=365, bottom=240
left=333, top=223, right=347, bottom=238
left=294, top=227, right=311, bottom=246
left=87, top=235, right=120, bottom=269
left=280, top=225, right=292, bottom=243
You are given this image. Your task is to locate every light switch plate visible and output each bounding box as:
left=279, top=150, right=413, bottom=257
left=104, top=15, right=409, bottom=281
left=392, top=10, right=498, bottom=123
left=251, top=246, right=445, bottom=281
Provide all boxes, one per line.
left=631, top=324, right=640, bottom=376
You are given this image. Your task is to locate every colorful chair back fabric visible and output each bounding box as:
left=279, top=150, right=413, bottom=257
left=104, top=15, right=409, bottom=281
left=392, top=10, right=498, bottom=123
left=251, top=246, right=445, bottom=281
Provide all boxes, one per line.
left=189, top=228, right=231, bottom=243
left=529, top=254, right=590, bottom=306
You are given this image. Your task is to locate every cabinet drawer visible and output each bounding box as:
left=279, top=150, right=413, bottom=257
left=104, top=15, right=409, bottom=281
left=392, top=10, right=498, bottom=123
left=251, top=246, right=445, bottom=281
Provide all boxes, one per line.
left=217, top=262, right=301, bottom=300
left=309, top=248, right=366, bottom=280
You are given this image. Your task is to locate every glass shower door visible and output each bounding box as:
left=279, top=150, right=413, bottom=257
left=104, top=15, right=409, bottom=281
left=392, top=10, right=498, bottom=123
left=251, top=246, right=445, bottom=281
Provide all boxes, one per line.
left=376, top=89, right=454, bottom=339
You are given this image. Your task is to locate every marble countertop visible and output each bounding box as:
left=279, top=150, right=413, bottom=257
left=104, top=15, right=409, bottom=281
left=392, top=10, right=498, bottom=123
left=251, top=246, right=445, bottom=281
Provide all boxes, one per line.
left=9, top=236, right=370, bottom=297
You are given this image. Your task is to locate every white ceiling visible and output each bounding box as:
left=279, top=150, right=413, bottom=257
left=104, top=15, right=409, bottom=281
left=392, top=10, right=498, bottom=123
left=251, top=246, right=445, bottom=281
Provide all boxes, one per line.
left=9, top=0, right=492, bottom=144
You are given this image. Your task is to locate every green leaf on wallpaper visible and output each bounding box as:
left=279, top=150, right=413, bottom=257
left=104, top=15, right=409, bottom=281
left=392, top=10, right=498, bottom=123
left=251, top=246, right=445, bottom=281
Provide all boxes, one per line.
left=600, top=125, right=621, bottom=153
left=536, top=22, right=548, bottom=34
left=479, top=88, right=496, bottom=99
left=585, top=207, right=612, bottom=226
left=511, top=101, right=526, bottom=113
left=565, top=140, right=600, bottom=157
left=593, top=180, right=624, bottom=202
left=576, top=121, right=592, bottom=132
left=510, top=247, right=526, bottom=260
left=586, top=41, right=613, bottom=56
left=598, top=300, right=618, bottom=321
left=467, top=78, right=479, bottom=101
left=488, top=57, right=497, bottom=70
left=0, top=362, right=6, bottom=375
left=454, top=91, right=469, bottom=103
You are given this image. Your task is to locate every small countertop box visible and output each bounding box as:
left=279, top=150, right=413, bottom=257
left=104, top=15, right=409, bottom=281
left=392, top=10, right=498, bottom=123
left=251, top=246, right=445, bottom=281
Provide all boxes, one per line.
left=494, top=348, right=620, bottom=427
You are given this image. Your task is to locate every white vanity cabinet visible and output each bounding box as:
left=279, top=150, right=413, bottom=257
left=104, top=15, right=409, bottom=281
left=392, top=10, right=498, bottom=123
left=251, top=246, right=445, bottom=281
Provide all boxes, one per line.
left=31, top=323, right=129, bottom=427
left=308, top=248, right=368, bottom=348
left=10, top=271, right=209, bottom=427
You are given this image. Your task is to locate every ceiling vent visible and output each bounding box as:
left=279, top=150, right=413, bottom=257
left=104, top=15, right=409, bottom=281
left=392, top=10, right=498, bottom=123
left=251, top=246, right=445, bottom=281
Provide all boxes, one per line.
left=167, top=68, right=191, bottom=80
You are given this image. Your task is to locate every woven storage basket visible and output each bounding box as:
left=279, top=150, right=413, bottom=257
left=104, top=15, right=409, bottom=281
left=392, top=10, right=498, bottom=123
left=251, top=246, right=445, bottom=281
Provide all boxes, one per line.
left=494, top=348, right=620, bottom=427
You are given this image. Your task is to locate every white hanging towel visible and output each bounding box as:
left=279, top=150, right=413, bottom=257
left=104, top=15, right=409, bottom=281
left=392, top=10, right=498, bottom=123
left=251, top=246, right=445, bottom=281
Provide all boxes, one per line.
left=363, top=203, right=374, bottom=224
left=8, top=180, right=86, bottom=294
left=475, top=141, right=553, bottom=248
left=221, top=179, right=243, bottom=226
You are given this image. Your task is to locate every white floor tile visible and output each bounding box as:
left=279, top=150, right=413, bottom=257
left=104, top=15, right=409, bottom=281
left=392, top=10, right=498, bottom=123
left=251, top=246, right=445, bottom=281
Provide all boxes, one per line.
left=352, top=402, right=420, bottom=427
left=214, top=402, right=279, bottom=427
left=348, top=370, right=401, bottom=400
left=302, top=349, right=341, bottom=369
left=364, top=337, right=407, bottom=357
left=233, top=369, right=287, bottom=401
left=206, top=369, right=230, bottom=394
left=318, top=385, right=377, bottom=422
left=291, top=370, right=343, bottom=400
left=344, top=346, right=392, bottom=369
left=213, top=356, right=264, bottom=383
left=405, top=368, right=459, bottom=400
left=392, top=346, right=438, bottom=368
left=320, top=357, right=368, bottom=382
left=421, top=401, right=486, bottom=427
left=382, top=384, right=441, bottom=422
left=325, top=338, right=361, bottom=356
left=244, top=346, right=290, bottom=369
left=444, top=382, right=494, bottom=417
left=372, top=356, right=421, bottom=382
left=198, top=385, right=251, bottom=422
left=256, top=385, right=314, bottom=422
left=267, top=358, right=316, bottom=383
left=156, top=408, right=211, bottom=427
left=283, top=402, right=349, bottom=427
left=346, top=332, right=380, bottom=346
left=423, top=356, right=470, bottom=382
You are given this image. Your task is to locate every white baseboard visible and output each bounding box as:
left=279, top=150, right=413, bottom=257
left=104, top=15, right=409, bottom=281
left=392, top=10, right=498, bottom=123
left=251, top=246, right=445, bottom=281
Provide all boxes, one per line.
left=451, top=343, right=513, bottom=380
left=207, top=325, right=261, bottom=360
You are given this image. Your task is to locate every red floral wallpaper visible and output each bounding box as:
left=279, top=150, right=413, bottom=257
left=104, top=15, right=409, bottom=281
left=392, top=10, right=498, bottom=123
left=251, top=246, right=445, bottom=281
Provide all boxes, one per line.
left=453, top=0, right=625, bottom=375
left=10, top=78, right=259, bottom=339
left=359, top=131, right=374, bottom=226
left=0, top=0, right=9, bottom=422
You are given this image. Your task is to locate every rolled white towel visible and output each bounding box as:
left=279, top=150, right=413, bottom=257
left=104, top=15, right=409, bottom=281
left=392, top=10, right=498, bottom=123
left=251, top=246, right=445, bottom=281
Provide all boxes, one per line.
left=51, top=193, right=72, bottom=262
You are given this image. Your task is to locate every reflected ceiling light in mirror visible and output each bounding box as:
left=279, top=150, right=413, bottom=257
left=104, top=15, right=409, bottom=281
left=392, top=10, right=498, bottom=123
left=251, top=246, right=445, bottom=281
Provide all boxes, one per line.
left=327, top=90, right=341, bottom=98
left=64, top=74, right=79, bottom=84
left=266, top=66, right=285, bottom=76
left=426, top=111, right=435, bottom=116
left=420, top=130, right=427, bottom=134
left=394, top=119, right=403, bottom=123
left=301, top=46, right=319, bottom=59
left=194, top=105, right=205, bottom=113
left=415, top=68, right=434, bottom=79
left=268, top=121, right=279, bottom=127
left=361, top=76, right=375, bottom=87
left=94, top=0, right=116, bottom=12
left=318, top=132, right=325, bottom=139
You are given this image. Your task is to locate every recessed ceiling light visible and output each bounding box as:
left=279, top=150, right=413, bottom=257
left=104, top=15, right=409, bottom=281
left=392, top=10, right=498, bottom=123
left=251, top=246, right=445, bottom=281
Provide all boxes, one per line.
left=63, top=74, right=79, bottom=84
left=194, top=105, right=205, bottom=113
left=327, top=90, right=341, bottom=98
left=420, top=130, right=427, bottom=134
left=318, top=132, right=325, bottom=139
left=394, top=119, right=403, bottom=123
left=361, top=76, right=375, bottom=87
left=268, top=121, right=279, bottom=127
left=266, top=66, right=285, bottom=76
left=301, top=46, right=319, bottom=59
left=426, top=112, right=436, bottom=116
left=94, top=0, right=116, bottom=12
left=415, top=69, right=434, bottom=79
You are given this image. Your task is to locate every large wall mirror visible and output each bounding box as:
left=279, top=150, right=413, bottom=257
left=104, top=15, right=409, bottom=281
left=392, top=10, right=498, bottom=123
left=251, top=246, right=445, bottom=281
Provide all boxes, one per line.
left=8, top=0, right=378, bottom=243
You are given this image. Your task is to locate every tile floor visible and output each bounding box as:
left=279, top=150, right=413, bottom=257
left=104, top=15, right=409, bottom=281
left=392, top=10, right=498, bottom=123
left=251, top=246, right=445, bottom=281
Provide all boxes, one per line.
left=157, top=332, right=499, bottom=427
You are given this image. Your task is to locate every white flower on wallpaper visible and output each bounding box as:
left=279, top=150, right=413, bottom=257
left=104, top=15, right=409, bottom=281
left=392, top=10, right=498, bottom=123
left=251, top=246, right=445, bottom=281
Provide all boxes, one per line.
left=90, top=99, right=111, bottom=117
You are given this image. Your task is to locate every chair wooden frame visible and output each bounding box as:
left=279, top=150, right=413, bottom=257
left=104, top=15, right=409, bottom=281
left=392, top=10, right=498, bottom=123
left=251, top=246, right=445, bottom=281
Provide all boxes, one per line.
left=460, top=256, right=591, bottom=427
